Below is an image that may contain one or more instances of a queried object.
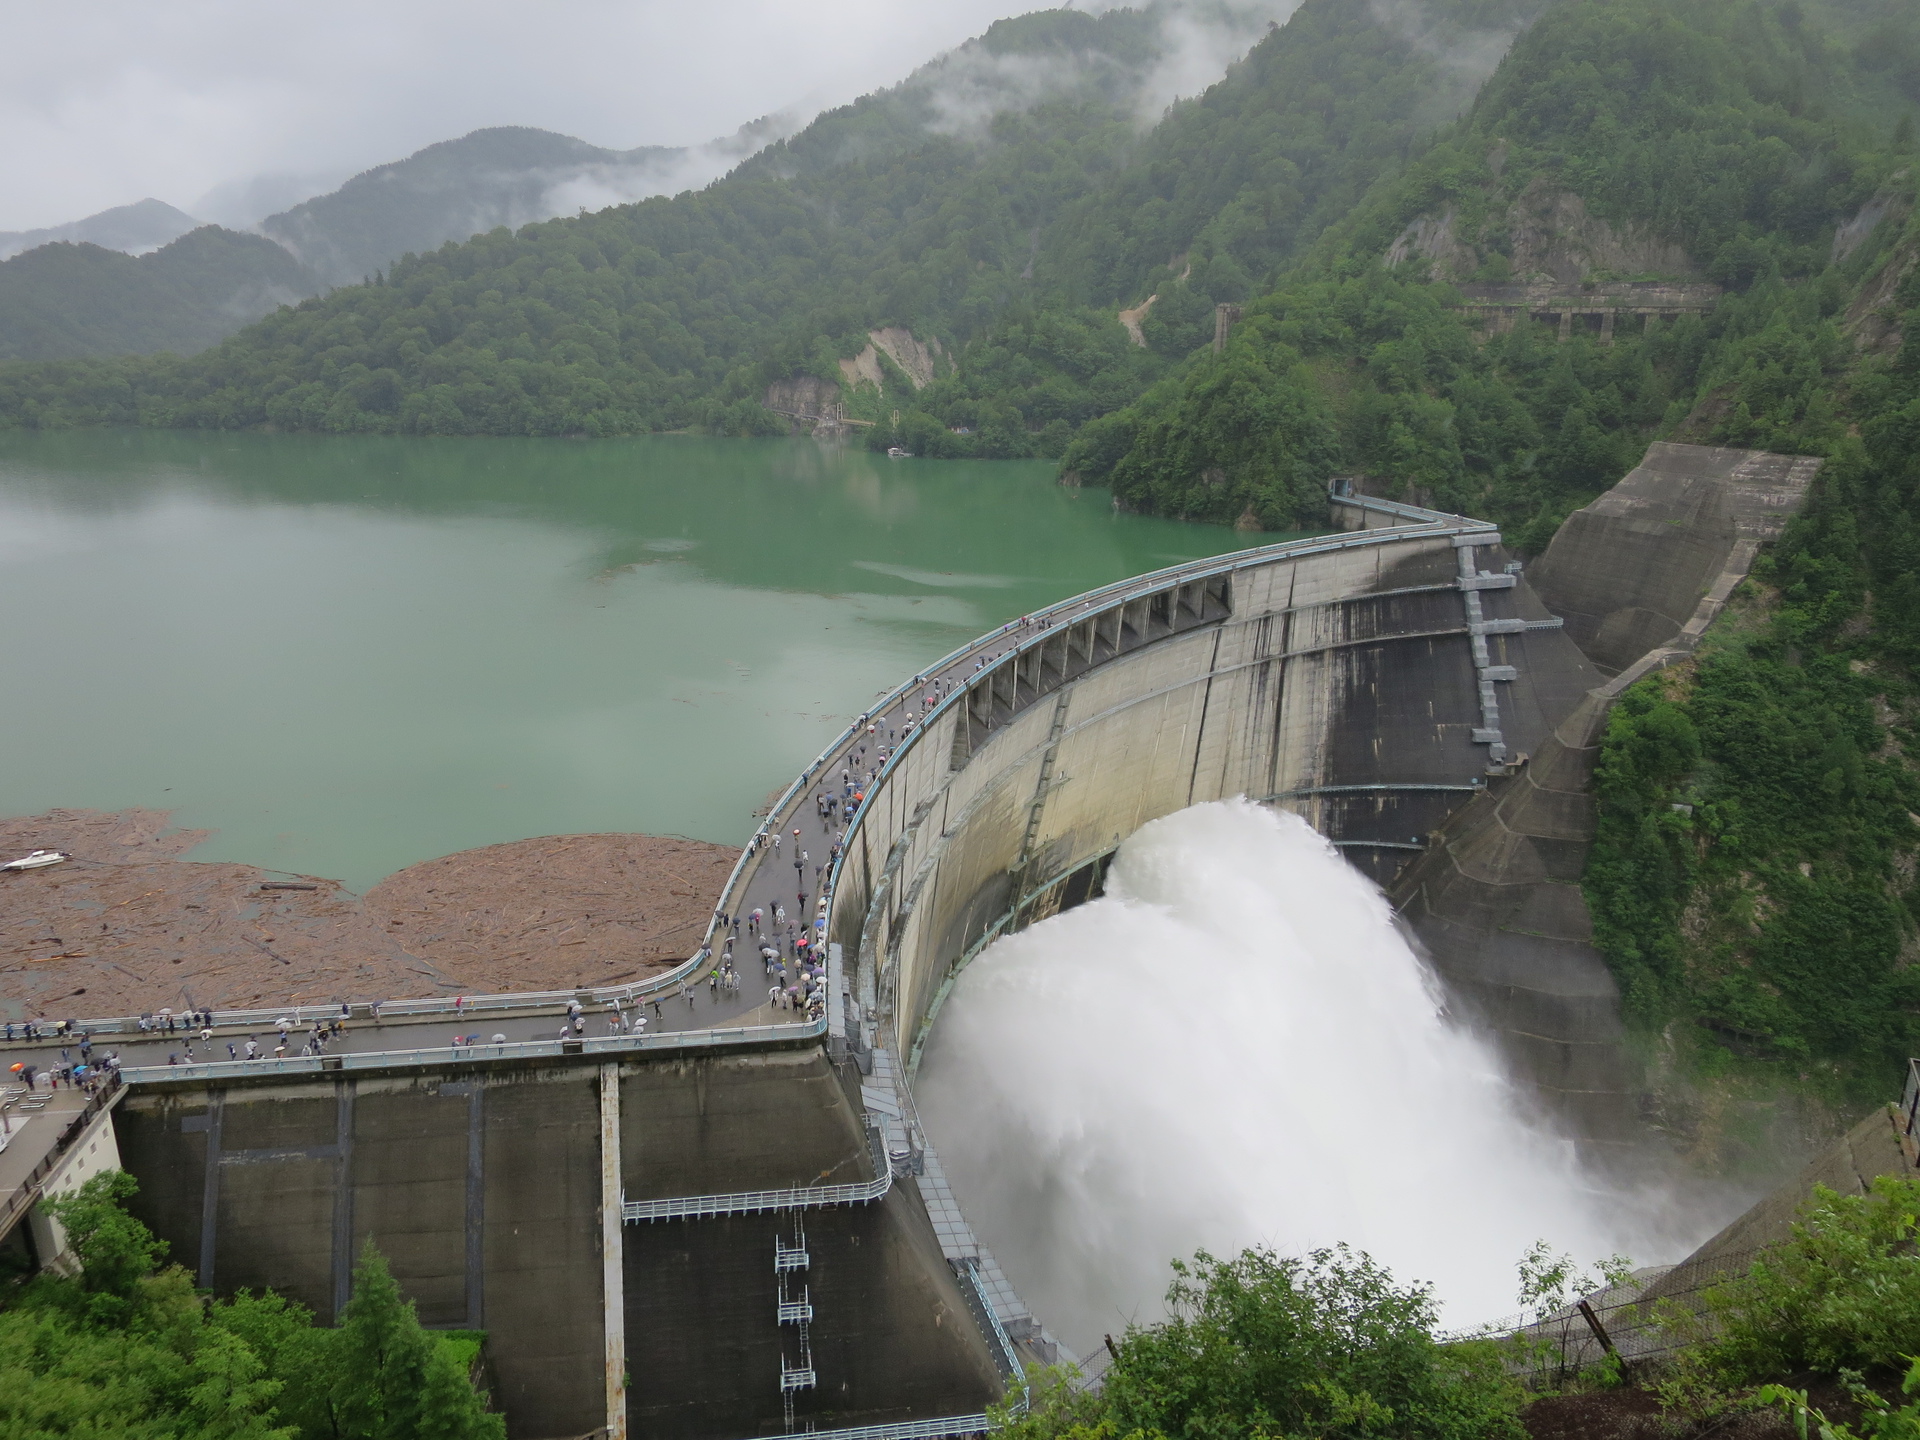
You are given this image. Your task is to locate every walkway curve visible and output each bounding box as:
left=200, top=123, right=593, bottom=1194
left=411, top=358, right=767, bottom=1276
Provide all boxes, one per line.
left=1, top=491, right=1489, bottom=1072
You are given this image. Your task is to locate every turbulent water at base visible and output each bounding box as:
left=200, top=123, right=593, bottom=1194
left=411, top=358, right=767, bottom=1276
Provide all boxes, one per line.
left=917, top=799, right=1692, bottom=1351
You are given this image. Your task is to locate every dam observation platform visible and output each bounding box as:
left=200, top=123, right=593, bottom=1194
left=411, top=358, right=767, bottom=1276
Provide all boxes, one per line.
left=0, top=448, right=1817, bottom=1440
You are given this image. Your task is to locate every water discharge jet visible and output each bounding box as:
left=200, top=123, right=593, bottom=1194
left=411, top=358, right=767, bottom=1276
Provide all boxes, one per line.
left=917, top=798, right=1695, bottom=1352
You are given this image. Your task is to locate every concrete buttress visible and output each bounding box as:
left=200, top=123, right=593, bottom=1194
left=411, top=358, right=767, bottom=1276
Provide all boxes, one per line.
left=601, top=1063, right=627, bottom=1440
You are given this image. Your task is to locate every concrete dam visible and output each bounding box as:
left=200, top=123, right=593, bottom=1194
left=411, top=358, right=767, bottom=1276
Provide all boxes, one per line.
left=0, top=442, right=1814, bottom=1440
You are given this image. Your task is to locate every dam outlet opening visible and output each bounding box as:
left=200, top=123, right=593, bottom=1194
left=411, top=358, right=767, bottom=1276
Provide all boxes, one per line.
left=915, top=797, right=1678, bottom=1351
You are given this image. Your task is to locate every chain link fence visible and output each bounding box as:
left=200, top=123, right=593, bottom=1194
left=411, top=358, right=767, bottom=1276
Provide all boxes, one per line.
left=1442, top=1245, right=1764, bottom=1387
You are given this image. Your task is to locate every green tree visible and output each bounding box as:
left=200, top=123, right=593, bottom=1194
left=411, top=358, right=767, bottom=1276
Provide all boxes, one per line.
left=303, top=1243, right=502, bottom=1440
left=1701, top=1176, right=1920, bottom=1384
left=1006, top=1246, right=1521, bottom=1440
left=0, top=1171, right=291, bottom=1440
left=41, top=1168, right=168, bottom=1322
left=0, top=1173, right=499, bottom=1440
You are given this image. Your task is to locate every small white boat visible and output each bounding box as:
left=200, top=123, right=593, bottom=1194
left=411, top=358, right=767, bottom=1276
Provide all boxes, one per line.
left=886, top=446, right=913, bottom=459
left=1, top=850, right=69, bottom=872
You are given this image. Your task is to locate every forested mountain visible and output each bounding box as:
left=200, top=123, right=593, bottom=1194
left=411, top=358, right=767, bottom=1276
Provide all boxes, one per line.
left=258, top=121, right=795, bottom=288
left=1044, top=0, right=1920, bottom=1139
left=0, top=198, right=201, bottom=263
left=1065, top=0, right=1915, bottom=539
left=0, top=0, right=1531, bottom=436
left=4, top=0, right=1920, bottom=1129
left=0, top=226, right=319, bottom=361
left=0, top=120, right=798, bottom=362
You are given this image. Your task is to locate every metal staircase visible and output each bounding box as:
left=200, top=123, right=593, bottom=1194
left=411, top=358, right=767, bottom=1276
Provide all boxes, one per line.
left=777, top=1218, right=816, bottom=1430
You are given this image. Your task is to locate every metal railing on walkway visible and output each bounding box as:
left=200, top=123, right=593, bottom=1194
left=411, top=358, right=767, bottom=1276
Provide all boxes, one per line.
left=749, top=1415, right=992, bottom=1440
left=0, top=1073, right=122, bottom=1237
left=623, top=1123, right=892, bottom=1222
left=117, top=1017, right=825, bottom=1087
left=955, top=1256, right=1024, bottom=1382
left=21, top=970, right=718, bottom=1044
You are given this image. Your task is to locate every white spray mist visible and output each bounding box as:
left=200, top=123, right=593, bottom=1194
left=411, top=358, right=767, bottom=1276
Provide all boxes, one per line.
left=915, top=798, right=1690, bottom=1352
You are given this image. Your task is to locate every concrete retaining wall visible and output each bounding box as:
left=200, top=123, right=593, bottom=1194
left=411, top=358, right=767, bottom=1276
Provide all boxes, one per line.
left=118, top=1067, right=605, bottom=1437
left=1528, top=443, right=1818, bottom=674
left=116, top=1044, right=999, bottom=1440
left=1393, top=442, right=1819, bottom=1154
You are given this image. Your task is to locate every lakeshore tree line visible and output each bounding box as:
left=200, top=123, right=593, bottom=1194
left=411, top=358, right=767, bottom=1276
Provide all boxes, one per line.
left=1, top=0, right=1920, bottom=1128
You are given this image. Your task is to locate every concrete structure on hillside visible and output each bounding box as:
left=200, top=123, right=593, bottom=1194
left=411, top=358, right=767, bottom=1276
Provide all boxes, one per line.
left=0, top=443, right=1824, bottom=1440
left=1392, top=444, right=1820, bottom=1156
left=1450, top=280, right=1721, bottom=344
left=1527, top=442, right=1819, bottom=674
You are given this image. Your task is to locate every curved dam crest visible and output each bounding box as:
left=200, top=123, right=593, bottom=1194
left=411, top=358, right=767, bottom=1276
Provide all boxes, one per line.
left=1, top=442, right=1816, bottom=1440
left=825, top=490, right=1612, bottom=1136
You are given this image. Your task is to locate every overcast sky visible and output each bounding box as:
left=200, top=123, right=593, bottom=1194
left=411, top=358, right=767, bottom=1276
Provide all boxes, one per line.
left=0, top=0, right=1106, bottom=232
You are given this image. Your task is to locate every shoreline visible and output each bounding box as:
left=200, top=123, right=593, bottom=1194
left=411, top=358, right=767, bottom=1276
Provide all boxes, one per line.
left=0, top=808, right=735, bottom=1020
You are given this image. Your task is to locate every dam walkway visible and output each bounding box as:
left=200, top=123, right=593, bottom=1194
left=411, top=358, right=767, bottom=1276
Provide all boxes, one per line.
left=714, top=491, right=1503, bottom=1014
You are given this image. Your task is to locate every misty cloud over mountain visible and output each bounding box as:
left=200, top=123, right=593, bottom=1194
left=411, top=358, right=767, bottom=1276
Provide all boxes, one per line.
left=258, top=117, right=804, bottom=289
left=0, top=0, right=1323, bottom=359
left=0, top=0, right=1082, bottom=235
left=0, top=199, right=203, bottom=264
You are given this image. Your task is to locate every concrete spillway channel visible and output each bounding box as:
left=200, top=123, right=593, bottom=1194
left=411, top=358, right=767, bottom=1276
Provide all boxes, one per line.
left=0, top=445, right=1813, bottom=1440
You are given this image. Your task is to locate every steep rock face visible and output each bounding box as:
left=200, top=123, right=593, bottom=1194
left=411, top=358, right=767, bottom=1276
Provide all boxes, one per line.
left=836, top=328, right=945, bottom=394
left=1384, top=204, right=1477, bottom=277
left=1502, top=180, right=1697, bottom=282
left=1388, top=177, right=1698, bottom=283
left=762, top=375, right=846, bottom=434
left=840, top=346, right=886, bottom=390
left=1845, top=219, right=1915, bottom=358
left=1116, top=293, right=1157, bottom=347
left=867, top=327, right=942, bottom=388
left=1831, top=183, right=1907, bottom=265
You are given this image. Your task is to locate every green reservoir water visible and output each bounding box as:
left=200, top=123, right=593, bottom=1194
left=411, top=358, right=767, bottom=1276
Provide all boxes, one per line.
left=0, top=431, right=1295, bottom=890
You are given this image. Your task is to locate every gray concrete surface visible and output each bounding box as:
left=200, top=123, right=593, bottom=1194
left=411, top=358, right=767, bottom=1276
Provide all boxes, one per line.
left=111, top=1040, right=1001, bottom=1440
left=1637, top=1104, right=1915, bottom=1306
left=1393, top=443, right=1816, bottom=1156
left=1528, top=442, right=1818, bottom=674
left=116, top=1066, right=608, bottom=1440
